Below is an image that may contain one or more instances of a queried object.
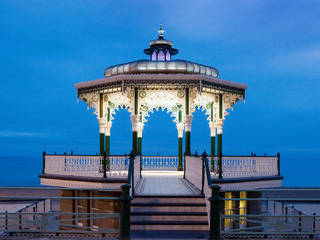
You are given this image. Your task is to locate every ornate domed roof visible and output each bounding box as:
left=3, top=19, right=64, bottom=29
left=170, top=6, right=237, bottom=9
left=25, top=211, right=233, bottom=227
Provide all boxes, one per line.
left=104, top=60, right=219, bottom=78
left=103, top=24, right=219, bottom=78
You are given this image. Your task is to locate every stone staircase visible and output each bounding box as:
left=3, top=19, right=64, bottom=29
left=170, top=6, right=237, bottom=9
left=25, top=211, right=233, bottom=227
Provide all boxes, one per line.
left=131, top=195, right=208, bottom=238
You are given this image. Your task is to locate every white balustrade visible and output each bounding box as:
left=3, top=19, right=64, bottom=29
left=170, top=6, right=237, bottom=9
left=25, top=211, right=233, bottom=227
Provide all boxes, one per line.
left=211, top=156, right=278, bottom=178
left=142, top=156, right=179, bottom=170
left=44, top=155, right=129, bottom=178
left=107, top=156, right=129, bottom=177
left=185, top=156, right=203, bottom=191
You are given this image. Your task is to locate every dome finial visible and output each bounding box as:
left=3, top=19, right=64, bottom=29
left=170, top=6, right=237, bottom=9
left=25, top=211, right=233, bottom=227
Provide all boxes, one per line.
left=158, top=23, right=164, bottom=39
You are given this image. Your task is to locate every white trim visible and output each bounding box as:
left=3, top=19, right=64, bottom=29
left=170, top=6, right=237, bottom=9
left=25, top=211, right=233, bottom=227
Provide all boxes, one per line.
left=130, top=115, right=138, bottom=132
left=75, top=74, right=248, bottom=91
left=184, top=115, right=193, bottom=132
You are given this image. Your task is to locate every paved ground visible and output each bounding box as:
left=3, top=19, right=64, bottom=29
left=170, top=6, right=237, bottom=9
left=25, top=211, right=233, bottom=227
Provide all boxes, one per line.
left=135, top=171, right=201, bottom=196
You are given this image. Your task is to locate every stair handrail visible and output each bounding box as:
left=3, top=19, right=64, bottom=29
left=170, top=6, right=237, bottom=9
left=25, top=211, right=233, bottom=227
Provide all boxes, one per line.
left=119, top=151, right=135, bottom=239
left=201, top=151, right=221, bottom=240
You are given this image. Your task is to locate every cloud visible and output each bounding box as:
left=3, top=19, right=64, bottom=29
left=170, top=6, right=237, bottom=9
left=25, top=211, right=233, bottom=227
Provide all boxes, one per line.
left=0, top=131, right=44, bottom=137
left=271, top=47, right=320, bottom=72
left=0, top=131, right=64, bottom=138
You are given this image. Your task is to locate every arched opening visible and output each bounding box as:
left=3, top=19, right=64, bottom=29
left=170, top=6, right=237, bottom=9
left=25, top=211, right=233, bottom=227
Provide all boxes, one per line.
left=157, top=50, right=165, bottom=61
left=110, top=108, right=132, bottom=155
left=165, top=51, right=171, bottom=61
left=151, top=50, right=157, bottom=61
left=191, top=108, right=210, bottom=155
left=142, top=109, right=177, bottom=155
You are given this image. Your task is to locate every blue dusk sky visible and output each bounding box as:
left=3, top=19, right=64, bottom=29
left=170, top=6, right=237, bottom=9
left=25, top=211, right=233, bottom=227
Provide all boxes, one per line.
left=0, top=1, right=320, bottom=186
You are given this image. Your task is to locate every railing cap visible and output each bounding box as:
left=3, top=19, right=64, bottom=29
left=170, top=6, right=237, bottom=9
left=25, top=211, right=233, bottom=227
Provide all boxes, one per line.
left=129, top=150, right=135, bottom=158
left=210, top=184, right=221, bottom=192
left=201, top=151, right=208, bottom=159
left=121, top=183, right=131, bottom=190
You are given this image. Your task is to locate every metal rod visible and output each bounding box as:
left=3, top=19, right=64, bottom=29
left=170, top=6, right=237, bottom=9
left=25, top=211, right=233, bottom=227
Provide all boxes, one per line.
left=299, top=211, right=302, bottom=232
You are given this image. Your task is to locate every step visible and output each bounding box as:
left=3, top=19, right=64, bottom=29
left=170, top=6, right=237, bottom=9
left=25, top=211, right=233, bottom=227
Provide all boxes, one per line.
left=131, top=230, right=209, bottom=239
left=131, top=220, right=209, bottom=231
left=132, top=195, right=205, bottom=204
left=131, top=211, right=208, bottom=221
left=131, top=202, right=206, bottom=212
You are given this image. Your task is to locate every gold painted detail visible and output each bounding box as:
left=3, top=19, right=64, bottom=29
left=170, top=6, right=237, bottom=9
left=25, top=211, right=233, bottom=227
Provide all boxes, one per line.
left=177, top=91, right=184, bottom=98
left=139, top=91, right=146, bottom=98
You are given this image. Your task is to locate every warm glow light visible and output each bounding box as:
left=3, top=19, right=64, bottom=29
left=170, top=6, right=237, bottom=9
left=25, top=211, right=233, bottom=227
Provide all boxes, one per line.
left=239, top=191, right=247, bottom=227
left=224, top=192, right=233, bottom=229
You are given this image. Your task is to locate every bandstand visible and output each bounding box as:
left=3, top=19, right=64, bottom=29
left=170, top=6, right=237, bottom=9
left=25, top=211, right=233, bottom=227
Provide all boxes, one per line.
left=76, top=24, right=246, bottom=170
left=39, top=25, right=283, bottom=238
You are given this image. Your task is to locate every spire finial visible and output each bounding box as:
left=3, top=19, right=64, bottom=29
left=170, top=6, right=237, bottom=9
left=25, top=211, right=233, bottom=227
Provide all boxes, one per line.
left=158, top=23, right=164, bottom=39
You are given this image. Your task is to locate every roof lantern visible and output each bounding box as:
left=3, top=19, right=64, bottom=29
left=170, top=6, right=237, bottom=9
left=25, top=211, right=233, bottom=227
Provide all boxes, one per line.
left=144, top=23, right=179, bottom=61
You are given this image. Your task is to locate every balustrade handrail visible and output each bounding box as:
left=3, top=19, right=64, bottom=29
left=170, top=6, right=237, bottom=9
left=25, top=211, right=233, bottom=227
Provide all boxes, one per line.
left=208, top=154, right=279, bottom=158
left=141, top=155, right=179, bottom=157
left=44, top=153, right=127, bottom=157
left=203, top=154, right=213, bottom=188
left=201, top=152, right=222, bottom=240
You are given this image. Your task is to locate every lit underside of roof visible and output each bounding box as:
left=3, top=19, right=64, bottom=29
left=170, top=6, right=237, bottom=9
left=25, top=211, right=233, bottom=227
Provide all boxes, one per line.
left=75, top=73, right=247, bottom=97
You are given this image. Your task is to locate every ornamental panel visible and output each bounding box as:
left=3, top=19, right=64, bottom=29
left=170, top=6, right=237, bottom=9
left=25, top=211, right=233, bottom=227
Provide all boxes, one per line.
left=138, top=89, right=185, bottom=124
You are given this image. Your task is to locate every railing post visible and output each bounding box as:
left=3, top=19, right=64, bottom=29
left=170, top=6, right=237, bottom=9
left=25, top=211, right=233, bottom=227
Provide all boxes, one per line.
left=209, top=185, right=221, bottom=240
left=42, top=151, right=46, bottom=174
left=313, top=212, right=316, bottom=234
left=201, top=151, right=207, bottom=195
left=103, top=151, right=107, bottom=178
left=218, top=153, right=222, bottom=179
left=19, top=210, right=22, bottom=230
left=120, top=184, right=132, bottom=240
left=106, top=151, right=110, bottom=172
left=5, top=211, right=8, bottom=231
left=277, top=152, right=280, bottom=176
left=285, top=206, right=288, bottom=223
left=298, top=211, right=302, bottom=232
left=130, top=153, right=135, bottom=195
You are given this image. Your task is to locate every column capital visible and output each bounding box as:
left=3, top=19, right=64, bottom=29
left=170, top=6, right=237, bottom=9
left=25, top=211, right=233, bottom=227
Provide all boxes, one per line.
left=209, top=122, right=216, bottom=137
left=184, top=115, right=193, bottom=132
left=216, top=119, right=225, bottom=134
left=177, top=123, right=184, bottom=138
left=137, top=122, right=144, bottom=138
left=105, top=121, right=112, bottom=136
left=130, top=114, right=138, bottom=132
left=98, top=118, right=106, bottom=134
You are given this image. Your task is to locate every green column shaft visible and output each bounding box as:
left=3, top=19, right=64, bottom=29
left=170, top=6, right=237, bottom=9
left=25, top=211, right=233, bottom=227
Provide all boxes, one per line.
left=211, top=136, right=215, bottom=170
left=132, top=131, right=137, bottom=154
left=211, top=136, right=215, bottom=156
left=217, top=134, right=222, bottom=155
left=105, top=135, right=110, bottom=155
left=217, top=133, right=222, bottom=178
left=138, top=137, right=142, bottom=155
left=100, top=133, right=105, bottom=155
left=178, top=137, right=183, bottom=170
left=185, top=132, right=191, bottom=155
left=105, top=135, right=110, bottom=171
